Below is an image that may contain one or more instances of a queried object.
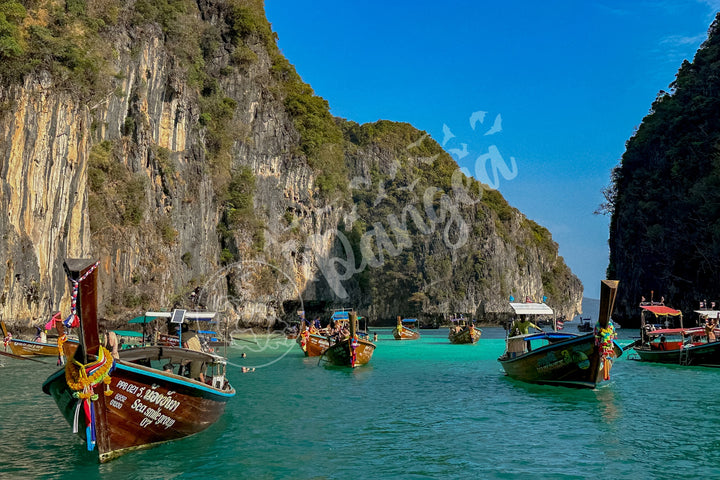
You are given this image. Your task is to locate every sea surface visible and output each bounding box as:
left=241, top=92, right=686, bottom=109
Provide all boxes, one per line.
left=1, top=327, right=719, bottom=479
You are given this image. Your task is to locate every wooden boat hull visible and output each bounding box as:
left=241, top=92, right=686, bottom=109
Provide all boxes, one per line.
left=297, top=333, right=332, bottom=357
left=634, top=341, right=720, bottom=366
left=322, top=338, right=375, bottom=367
left=392, top=328, right=420, bottom=340
left=448, top=328, right=481, bottom=344
left=42, top=357, right=235, bottom=462
left=498, top=333, right=610, bottom=389
left=5, top=338, right=78, bottom=357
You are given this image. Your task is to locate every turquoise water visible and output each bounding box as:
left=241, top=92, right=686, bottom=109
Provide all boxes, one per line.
left=2, top=327, right=720, bottom=479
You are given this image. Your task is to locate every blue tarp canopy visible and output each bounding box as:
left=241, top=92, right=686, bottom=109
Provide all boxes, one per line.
left=401, top=318, right=418, bottom=322
left=331, top=311, right=349, bottom=320
left=198, top=330, right=217, bottom=335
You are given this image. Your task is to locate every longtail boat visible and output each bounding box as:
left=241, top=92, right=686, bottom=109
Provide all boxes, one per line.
left=631, top=326, right=720, bottom=366
left=298, top=330, right=333, bottom=357
left=392, top=317, right=420, bottom=340
left=631, top=307, right=720, bottom=366
left=296, top=309, right=352, bottom=356
left=42, top=259, right=235, bottom=463
left=321, top=311, right=376, bottom=367
left=577, top=317, right=593, bottom=332
left=448, top=318, right=481, bottom=344
left=497, top=280, right=623, bottom=388
left=2, top=314, right=78, bottom=363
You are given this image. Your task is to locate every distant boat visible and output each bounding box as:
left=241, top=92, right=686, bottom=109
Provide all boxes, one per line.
left=321, top=311, right=376, bottom=367
left=297, top=309, right=349, bottom=357
left=285, top=312, right=302, bottom=339
left=577, top=318, right=593, bottom=332
left=392, top=317, right=420, bottom=340
left=497, top=280, right=623, bottom=388
left=1, top=314, right=78, bottom=363
left=42, top=259, right=235, bottom=463
left=631, top=327, right=720, bottom=366
left=447, top=317, right=481, bottom=344
left=631, top=306, right=720, bottom=366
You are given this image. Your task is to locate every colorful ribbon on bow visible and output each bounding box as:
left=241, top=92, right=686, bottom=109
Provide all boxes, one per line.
left=594, top=321, right=617, bottom=381
left=350, top=336, right=358, bottom=367
left=65, top=345, right=114, bottom=451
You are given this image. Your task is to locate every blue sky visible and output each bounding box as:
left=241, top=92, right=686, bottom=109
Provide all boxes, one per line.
left=265, top=1, right=719, bottom=299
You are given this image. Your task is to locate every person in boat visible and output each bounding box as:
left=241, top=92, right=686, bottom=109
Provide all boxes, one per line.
left=100, top=324, right=120, bottom=359
left=35, top=326, right=47, bottom=343
left=333, top=322, right=349, bottom=341
left=510, top=315, right=543, bottom=336
left=181, top=324, right=206, bottom=383
left=704, top=316, right=717, bottom=343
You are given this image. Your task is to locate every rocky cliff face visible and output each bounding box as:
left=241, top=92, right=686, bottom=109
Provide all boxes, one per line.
left=0, top=0, right=581, bottom=329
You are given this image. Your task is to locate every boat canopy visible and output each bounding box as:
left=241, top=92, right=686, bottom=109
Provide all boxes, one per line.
left=331, top=311, right=349, bottom=320
left=401, top=318, right=418, bottom=323
left=695, top=310, right=720, bottom=318
left=510, top=302, right=553, bottom=315
left=129, top=316, right=154, bottom=324
left=112, top=330, right=143, bottom=337
left=330, top=310, right=362, bottom=321
left=138, top=311, right=217, bottom=322
left=640, top=305, right=681, bottom=316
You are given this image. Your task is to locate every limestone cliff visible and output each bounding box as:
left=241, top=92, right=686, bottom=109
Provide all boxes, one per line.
left=0, top=0, right=581, bottom=328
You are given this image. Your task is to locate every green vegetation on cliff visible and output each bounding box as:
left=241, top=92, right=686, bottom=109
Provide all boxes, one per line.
left=88, top=141, right=147, bottom=231
left=335, top=120, right=577, bottom=318
left=607, top=13, right=720, bottom=323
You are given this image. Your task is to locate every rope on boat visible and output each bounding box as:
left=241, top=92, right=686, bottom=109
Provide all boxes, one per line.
left=65, top=345, right=115, bottom=451
left=350, top=336, right=358, bottom=367
left=594, top=321, right=617, bottom=381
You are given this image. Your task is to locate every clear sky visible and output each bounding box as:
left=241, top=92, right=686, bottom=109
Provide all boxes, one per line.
left=265, top=0, right=719, bottom=299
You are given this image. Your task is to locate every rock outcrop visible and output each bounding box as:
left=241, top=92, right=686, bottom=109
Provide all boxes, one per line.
left=0, top=0, right=581, bottom=329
